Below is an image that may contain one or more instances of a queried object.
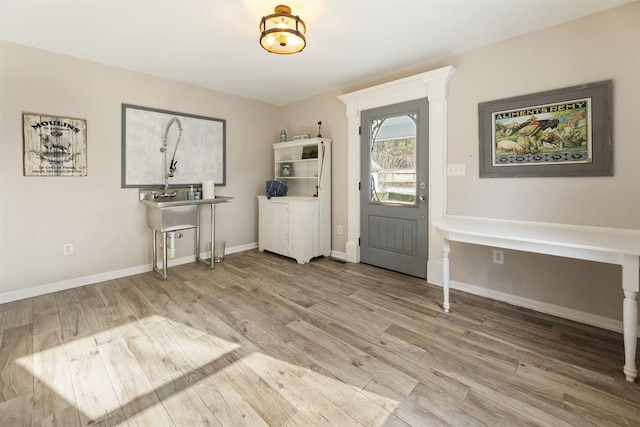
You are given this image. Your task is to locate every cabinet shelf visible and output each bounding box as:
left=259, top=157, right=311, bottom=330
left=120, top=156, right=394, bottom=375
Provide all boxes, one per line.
left=276, top=176, right=317, bottom=180
left=276, top=158, right=316, bottom=164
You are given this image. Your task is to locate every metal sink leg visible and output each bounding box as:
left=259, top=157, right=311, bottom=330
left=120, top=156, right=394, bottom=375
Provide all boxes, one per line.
left=196, top=204, right=216, bottom=269
left=152, top=230, right=169, bottom=281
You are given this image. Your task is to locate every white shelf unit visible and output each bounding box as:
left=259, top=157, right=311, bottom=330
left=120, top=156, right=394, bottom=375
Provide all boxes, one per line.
left=258, top=138, right=331, bottom=264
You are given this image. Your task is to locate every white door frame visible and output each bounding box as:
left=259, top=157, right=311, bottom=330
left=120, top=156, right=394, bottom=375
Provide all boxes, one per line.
left=338, top=65, right=456, bottom=285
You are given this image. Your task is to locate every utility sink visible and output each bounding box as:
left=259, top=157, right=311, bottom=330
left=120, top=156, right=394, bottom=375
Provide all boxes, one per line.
left=139, top=188, right=234, bottom=281
left=139, top=188, right=233, bottom=232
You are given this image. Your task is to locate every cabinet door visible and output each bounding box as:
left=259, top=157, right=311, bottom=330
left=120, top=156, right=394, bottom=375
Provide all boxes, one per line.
left=260, top=199, right=289, bottom=256
left=287, top=199, right=319, bottom=264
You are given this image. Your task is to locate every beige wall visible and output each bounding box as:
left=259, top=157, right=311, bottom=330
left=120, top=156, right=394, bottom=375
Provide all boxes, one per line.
left=0, top=41, right=277, bottom=298
left=1, top=2, right=638, bottom=327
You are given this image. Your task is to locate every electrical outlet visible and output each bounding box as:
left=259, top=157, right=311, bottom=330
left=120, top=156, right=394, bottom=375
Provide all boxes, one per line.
left=337, top=225, right=343, bottom=235
left=447, top=163, right=466, bottom=176
left=493, top=249, right=504, bottom=264
left=62, top=242, right=74, bottom=256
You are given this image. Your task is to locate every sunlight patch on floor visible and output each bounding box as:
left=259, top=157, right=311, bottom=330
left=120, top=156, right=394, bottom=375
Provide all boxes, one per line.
left=18, top=316, right=398, bottom=425
left=18, top=316, right=242, bottom=423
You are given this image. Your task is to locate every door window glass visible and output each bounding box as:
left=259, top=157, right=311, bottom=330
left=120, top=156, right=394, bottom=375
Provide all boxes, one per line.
left=369, top=113, right=417, bottom=205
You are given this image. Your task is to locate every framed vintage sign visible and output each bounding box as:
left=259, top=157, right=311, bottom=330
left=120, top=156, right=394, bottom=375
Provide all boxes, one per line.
left=23, top=113, right=88, bottom=177
left=479, top=80, right=612, bottom=177
left=121, top=104, right=226, bottom=188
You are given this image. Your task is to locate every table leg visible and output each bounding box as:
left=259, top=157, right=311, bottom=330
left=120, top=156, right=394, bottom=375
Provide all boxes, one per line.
left=622, top=254, right=639, bottom=382
left=443, top=238, right=451, bottom=313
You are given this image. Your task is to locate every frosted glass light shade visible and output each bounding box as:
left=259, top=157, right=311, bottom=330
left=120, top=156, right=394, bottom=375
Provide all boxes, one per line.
left=259, top=5, right=306, bottom=54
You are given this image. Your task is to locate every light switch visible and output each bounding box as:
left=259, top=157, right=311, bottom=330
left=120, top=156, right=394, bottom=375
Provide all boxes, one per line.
left=447, top=164, right=466, bottom=176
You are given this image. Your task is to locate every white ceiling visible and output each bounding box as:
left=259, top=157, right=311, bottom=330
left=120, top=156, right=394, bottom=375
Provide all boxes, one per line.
left=0, top=0, right=633, bottom=105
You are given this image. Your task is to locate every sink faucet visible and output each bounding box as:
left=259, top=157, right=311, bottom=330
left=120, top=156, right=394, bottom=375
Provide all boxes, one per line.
left=154, top=190, right=177, bottom=199
left=160, top=117, right=183, bottom=189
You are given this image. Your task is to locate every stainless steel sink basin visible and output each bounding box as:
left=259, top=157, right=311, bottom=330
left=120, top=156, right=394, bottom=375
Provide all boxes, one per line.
left=146, top=204, right=198, bottom=232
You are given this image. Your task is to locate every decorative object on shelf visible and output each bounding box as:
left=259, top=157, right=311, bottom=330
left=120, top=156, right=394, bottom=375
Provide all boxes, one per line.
left=280, top=163, right=292, bottom=176
left=280, top=129, right=287, bottom=143
left=265, top=180, right=288, bottom=199
left=259, top=5, right=306, bottom=55
left=121, top=104, right=226, bottom=188
left=479, top=80, right=612, bottom=178
left=301, top=145, right=318, bottom=159
left=23, top=113, right=87, bottom=177
left=293, top=134, right=309, bottom=141
left=317, top=121, right=322, bottom=137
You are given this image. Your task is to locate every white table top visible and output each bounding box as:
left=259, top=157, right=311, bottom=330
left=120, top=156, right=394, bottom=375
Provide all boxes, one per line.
left=432, top=215, right=640, bottom=257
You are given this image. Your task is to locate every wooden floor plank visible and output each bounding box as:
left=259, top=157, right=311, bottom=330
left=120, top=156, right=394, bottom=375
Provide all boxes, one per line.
left=0, top=250, right=639, bottom=426
left=54, top=290, right=91, bottom=342
left=98, top=337, right=173, bottom=427
left=113, top=315, right=180, bottom=385
left=32, top=330, right=74, bottom=423
left=242, top=351, right=363, bottom=426
left=2, top=298, right=33, bottom=331
left=193, top=374, right=269, bottom=427
left=94, top=282, right=136, bottom=322
left=64, top=335, right=124, bottom=426
left=215, top=352, right=300, bottom=426
left=32, top=294, right=61, bottom=337
left=73, top=285, right=123, bottom=346
left=461, top=389, right=542, bottom=427
left=35, top=405, right=82, bottom=427
left=0, top=323, right=33, bottom=402
left=0, top=392, right=34, bottom=427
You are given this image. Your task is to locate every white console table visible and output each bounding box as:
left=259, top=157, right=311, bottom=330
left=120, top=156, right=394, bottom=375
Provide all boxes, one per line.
left=432, top=215, right=640, bottom=382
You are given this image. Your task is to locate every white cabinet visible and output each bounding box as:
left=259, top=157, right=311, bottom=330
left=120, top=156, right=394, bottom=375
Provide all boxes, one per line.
left=258, top=138, right=331, bottom=264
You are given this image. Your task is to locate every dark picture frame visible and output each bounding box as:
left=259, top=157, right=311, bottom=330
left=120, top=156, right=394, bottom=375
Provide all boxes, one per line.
left=479, top=80, right=612, bottom=178
left=121, top=104, right=226, bottom=188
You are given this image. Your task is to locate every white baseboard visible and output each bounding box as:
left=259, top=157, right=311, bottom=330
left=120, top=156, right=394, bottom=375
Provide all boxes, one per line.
left=197, top=241, right=258, bottom=259
left=426, top=258, right=624, bottom=333
left=439, top=279, right=625, bottom=334
left=0, top=242, right=258, bottom=304
left=330, top=250, right=347, bottom=261
left=0, top=264, right=151, bottom=304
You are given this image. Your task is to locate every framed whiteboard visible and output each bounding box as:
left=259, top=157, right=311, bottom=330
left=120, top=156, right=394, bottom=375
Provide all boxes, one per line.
left=121, top=104, right=226, bottom=188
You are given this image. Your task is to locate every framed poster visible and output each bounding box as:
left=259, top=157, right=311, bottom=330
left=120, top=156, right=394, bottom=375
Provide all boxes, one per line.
left=479, top=80, right=612, bottom=177
left=23, top=113, right=88, bottom=177
left=121, top=104, right=226, bottom=188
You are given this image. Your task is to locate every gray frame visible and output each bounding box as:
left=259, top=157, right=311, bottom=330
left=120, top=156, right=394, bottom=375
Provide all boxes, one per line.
left=121, top=104, right=226, bottom=188
left=479, top=80, right=612, bottom=178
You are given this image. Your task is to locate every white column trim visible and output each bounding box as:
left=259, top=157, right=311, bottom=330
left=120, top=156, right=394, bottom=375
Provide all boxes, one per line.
left=338, top=65, right=456, bottom=274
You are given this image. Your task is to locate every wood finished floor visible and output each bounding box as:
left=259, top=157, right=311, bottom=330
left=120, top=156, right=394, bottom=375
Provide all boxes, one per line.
left=1, top=249, right=640, bottom=426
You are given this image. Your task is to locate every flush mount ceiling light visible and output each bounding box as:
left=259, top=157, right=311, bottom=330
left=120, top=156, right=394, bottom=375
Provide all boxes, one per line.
left=259, top=4, right=306, bottom=54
